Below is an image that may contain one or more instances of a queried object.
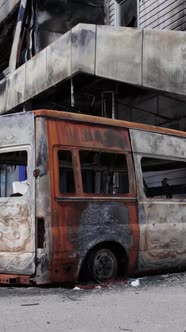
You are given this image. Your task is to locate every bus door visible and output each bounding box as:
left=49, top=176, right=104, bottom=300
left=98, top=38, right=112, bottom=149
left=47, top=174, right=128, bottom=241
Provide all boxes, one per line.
left=50, top=121, right=139, bottom=282
left=130, top=129, right=186, bottom=271
left=77, top=148, right=139, bottom=276
left=0, top=113, right=35, bottom=277
left=139, top=156, right=186, bottom=270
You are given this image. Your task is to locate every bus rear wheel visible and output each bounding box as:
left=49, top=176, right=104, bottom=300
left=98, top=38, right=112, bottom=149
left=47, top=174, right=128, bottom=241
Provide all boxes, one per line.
left=88, top=248, right=118, bottom=284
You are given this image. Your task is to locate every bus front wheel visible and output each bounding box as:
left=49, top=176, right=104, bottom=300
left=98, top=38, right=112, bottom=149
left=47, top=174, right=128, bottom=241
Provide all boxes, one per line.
left=88, top=248, right=118, bottom=284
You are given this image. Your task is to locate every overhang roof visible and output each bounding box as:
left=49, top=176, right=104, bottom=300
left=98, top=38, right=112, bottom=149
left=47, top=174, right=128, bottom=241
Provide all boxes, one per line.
left=0, top=23, right=186, bottom=114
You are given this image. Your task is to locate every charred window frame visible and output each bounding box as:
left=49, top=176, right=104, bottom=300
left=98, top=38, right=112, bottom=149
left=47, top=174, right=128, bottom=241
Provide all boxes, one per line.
left=141, top=157, right=186, bottom=199
left=58, top=150, right=76, bottom=194
left=117, top=0, right=137, bottom=27
left=0, top=6, right=19, bottom=78
left=0, top=150, right=28, bottom=198
left=79, top=150, right=129, bottom=195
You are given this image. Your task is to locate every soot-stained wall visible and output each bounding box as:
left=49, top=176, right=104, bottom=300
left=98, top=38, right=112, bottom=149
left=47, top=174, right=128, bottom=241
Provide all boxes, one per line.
left=35, top=0, right=104, bottom=50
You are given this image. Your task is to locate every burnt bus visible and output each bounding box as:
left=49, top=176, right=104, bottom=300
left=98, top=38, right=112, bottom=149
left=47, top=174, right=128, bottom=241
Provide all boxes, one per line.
left=0, top=110, right=185, bottom=285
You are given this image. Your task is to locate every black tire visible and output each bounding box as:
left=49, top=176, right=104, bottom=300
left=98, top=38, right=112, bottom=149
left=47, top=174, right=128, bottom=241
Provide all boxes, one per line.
left=88, top=248, right=118, bottom=284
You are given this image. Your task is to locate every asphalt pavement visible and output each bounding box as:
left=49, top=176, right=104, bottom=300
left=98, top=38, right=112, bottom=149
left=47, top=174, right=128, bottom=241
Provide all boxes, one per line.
left=0, top=272, right=185, bottom=332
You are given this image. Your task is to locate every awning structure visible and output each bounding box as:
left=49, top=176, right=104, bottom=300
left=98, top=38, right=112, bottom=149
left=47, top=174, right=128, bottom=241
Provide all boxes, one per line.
left=0, top=23, right=186, bottom=115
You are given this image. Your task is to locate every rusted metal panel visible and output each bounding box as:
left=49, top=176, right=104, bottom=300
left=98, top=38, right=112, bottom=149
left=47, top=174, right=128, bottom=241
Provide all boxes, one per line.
left=33, top=109, right=186, bottom=139
left=96, top=25, right=142, bottom=85
left=77, top=200, right=139, bottom=270
left=48, top=200, right=139, bottom=283
left=45, top=115, right=139, bottom=283
left=1, top=110, right=186, bottom=284
left=143, top=29, right=186, bottom=95
left=0, top=112, right=35, bottom=276
left=47, top=118, right=131, bottom=152
left=0, top=274, right=30, bottom=284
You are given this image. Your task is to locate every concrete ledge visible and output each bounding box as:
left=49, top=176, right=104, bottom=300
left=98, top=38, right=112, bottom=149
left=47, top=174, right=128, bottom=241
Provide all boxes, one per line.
left=72, top=24, right=96, bottom=75
left=25, top=48, right=47, bottom=100
left=96, top=25, right=142, bottom=85
left=7, top=64, right=25, bottom=109
left=0, top=79, right=7, bottom=113
left=1, top=23, right=186, bottom=114
left=47, top=31, right=71, bottom=88
left=143, top=29, right=186, bottom=95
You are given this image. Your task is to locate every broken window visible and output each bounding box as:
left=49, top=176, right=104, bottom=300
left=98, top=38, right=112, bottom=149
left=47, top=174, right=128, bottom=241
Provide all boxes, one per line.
left=117, top=0, right=137, bottom=27
left=141, top=157, right=186, bottom=199
left=80, top=151, right=129, bottom=194
left=0, top=151, right=27, bottom=197
left=58, top=150, right=75, bottom=194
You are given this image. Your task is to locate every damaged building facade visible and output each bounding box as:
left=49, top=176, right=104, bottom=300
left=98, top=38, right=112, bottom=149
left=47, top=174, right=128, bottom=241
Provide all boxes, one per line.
left=0, top=0, right=186, bottom=129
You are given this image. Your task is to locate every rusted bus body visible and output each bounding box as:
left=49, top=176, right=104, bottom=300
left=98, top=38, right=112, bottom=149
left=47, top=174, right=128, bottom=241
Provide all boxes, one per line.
left=0, top=110, right=185, bottom=285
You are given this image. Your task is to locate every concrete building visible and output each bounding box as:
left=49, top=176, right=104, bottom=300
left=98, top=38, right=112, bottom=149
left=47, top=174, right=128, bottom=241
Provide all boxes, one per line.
left=0, top=0, right=186, bottom=129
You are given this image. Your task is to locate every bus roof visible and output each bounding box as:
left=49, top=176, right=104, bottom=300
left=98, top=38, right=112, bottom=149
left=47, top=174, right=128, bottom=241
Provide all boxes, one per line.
left=34, top=109, right=186, bottom=138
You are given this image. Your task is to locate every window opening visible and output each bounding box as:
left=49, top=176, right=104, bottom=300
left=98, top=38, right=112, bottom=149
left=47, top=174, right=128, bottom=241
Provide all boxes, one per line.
left=0, top=151, right=28, bottom=197
left=80, top=151, right=129, bottom=194
left=106, top=0, right=137, bottom=27
left=141, top=157, right=186, bottom=199
left=58, top=150, right=75, bottom=194
left=118, top=0, right=137, bottom=27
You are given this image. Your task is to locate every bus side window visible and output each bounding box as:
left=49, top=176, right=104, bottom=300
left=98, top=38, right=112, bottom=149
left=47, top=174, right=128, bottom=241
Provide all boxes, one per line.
left=79, top=150, right=129, bottom=194
left=141, top=157, right=186, bottom=199
left=58, top=150, right=75, bottom=194
left=0, top=151, right=27, bottom=197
